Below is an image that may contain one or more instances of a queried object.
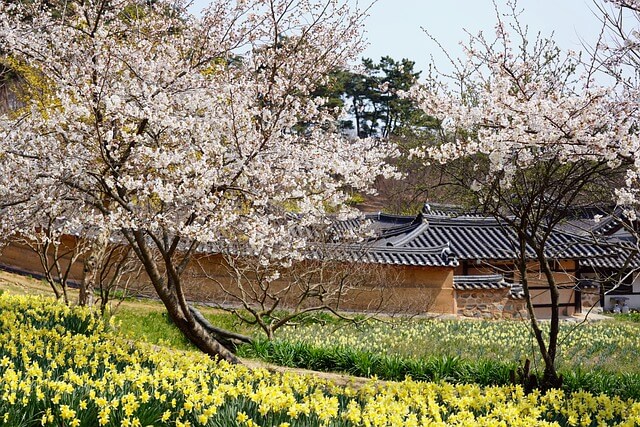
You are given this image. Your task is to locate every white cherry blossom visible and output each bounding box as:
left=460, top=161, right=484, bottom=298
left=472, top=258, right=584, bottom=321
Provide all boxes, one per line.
left=0, top=0, right=396, bottom=361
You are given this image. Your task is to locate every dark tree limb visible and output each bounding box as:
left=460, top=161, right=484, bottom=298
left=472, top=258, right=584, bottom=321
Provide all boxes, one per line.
left=188, top=305, right=253, bottom=350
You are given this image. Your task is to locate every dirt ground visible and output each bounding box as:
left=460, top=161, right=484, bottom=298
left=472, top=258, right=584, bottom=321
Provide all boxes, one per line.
left=0, top=270, right=56, bottom=295
left=242, top=359, right=375, bottom=389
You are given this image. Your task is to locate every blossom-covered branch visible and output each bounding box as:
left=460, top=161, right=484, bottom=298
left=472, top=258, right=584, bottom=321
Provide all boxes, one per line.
left=0, top=0, right=397, bottom=361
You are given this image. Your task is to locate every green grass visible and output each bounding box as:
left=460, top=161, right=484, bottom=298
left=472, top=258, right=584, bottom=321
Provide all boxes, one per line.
left=267, top=317, right=640, bottom=374
left=113, top=307, right=194, bottom=350
left=237, top=339, right=516, bottom=385
left=111, top=302, right=258, bottom=351
left=235, top=338, right=640, bottom=399
left=612, top=312, right=640, bottom=323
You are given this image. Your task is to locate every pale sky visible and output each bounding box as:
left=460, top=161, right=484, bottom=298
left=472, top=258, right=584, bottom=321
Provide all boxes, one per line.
left=359, top=0, right=603, bottom=78
left=189, top=0, right=607, bottom=78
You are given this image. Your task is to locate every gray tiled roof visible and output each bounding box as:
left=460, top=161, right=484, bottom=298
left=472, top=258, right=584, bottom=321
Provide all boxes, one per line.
left=422, top=203, right=485, bottom=218
left=453, top=274, right=508, bottom=290
left=578, top=248, right=640, bottom=269
left=559, top=215, right=621, bottom=236
left=401, top=216, right=518, bottom=260
left=315, top=243, right=458, bottom=267
left=369, top=213, right=616, bottom=262
left=509, top=284, right=525, bottom=299
left=546, top=230, right=619, bottom=260
left=325, top=213, right=420, bottom=243
left=453, top=274, right=527, bottom=300
left=299, top=206, right=640, bottom=269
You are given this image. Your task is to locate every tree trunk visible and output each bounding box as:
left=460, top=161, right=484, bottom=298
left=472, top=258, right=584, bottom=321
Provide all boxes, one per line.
left=538, top=251, right=563, bottom=390
left=79, top=230, right=109, bottom=307
left=188, top=305, right=253, bottom=350
left=517, top=234, right=563, bottom=392
left=126, top=230, right=248, bottom=363
left=353, top=98, right=362, bottom=138
left=158, top=290, right=241, bottom=363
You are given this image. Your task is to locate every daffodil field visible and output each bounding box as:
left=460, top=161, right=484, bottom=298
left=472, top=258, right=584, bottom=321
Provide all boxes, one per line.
left=270, top=318, right=640, bottom=372
left=238, top=316, right=640, bottom=399
left=1, top=294, right=640, bottom=426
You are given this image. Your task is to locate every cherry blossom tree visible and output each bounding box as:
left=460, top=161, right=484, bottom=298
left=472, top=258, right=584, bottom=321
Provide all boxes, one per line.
left=0, top=0, right=396, bottom=362
left=13, top=205, right=91, bottom=305
left=596, top=0, right=640, bottom=213
left=405, top=2, right=633, bottom=389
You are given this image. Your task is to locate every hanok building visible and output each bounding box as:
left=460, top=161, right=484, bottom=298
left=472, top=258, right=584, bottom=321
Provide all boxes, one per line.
left=0, top=205, right=637, bottom=319
left=557, top=209, right=640, bottom=311
left=341, top=205, right=625, bottom=318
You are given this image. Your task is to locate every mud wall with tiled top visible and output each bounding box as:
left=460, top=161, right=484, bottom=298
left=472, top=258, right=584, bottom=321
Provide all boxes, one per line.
left=454, top=288, right=528, bottom=319
left=0, top=239, right=456, bottom=315
left=0, top=238, right=596, bottom=319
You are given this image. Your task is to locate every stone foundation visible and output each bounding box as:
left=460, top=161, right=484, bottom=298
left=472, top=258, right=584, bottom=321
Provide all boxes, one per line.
left=455, top=288, right=528, bottom=319
left=580, top=288, right=601, bottom=312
